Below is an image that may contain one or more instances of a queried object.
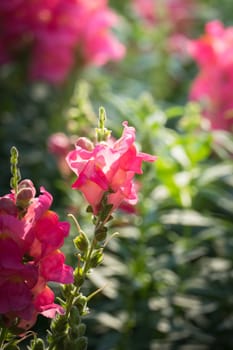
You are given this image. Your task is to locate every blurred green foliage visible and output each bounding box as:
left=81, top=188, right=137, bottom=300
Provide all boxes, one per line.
left=1, top=0, right=233, bottom=349
left=82, top=96, right=233, bottom=350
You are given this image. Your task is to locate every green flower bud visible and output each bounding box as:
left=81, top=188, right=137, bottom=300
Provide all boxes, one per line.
left=50, top=315, right=67, bottom=333
left=76, top=323, right=86, bottom=337
left=75, top=294, right=87, bottom=313
left=69, top=306, right=81, bottom=325
left=74, top=272, right=85, bottom=288
left=30, top=338, right=45, bottom=350
left=63, top=339, right=72, bottom=350
left=4, top=345, right=20, bottom=350
left=95, top=226, right=107, bottom=242
left=73, top=336, right=88, bottom=350
left=68, top=322, right=86, bottom=340
left=62, top=284, right=73, bottom=298
left=90, top=249, right=103, bottom=268
left=73, top=231, right=89, bottom=252
left=99, top=203, right=113, bottom=221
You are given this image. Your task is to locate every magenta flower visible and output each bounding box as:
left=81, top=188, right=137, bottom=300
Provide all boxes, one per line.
left=188, top=20, right=233, bottom=131
left=66, top=121, right=156, bottom=215
left=18, top=286, right=65, bottom=330
left=33, top=286, right=64, bottom=318
left=0, top=0, right=125, bottom=84
left=0, top=229, right=38, bottom=322
left=0, top=180, right=73, bottom=330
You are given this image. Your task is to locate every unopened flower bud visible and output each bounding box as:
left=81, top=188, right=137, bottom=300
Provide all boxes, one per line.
left=74, top=267, right=85, bottom=287
left=69, top=306, right=81, bottom=324
left=16, top=188, right=34, bottom=207
left=75, top=294, right=88, bottom=314
left=50, top=315, right=67, bottom=333
left=30, top=338, right=45, bottom=350
left=73, top=231, right=89, bottom=252
left=16, top=179, right=36, bottom=214
left=76, top=323, right=86, bottom=337
left=18, top=179, right=36, bottom=197
left=48, top=133, right=71, bottom=156
left=76, top=137, right=94, bottom=151
left=4, top=345, right=20, bottom=350
left=68, top=323, right=86, bottom=340
left=90, top=249, right=103, bottom=268
left=73, top=336, right=88, bottom=350
left=76, top=295, right=87, bottom=308
left=95, top=226, right=107, bottom=241
left=63, top=339, right=72, bottom=350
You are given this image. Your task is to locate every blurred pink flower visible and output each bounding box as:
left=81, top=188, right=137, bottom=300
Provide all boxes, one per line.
left=133, top=0, right=194, bottom=33
left=66, top=121, right=156, bottom=215
left=188, top=20, right=233, bottom=131
left=168, top=34, right=191, bottom=57
left=47, top=132, right=73, bottom=177
left=47, top=132, right=71, bottom=156
left=78, top=2, right=125, bottom=66
left=0, top=0, right=125, bottom=84
left=133, top=0, right=155, bottom=24
left=0, top=180, right=73, bottom=330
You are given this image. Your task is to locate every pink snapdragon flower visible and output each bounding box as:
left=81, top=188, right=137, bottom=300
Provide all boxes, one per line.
left=66, top=121, right=156, bottom=215
left=0, top=180, right=73, bottom=330
left=188, top=20, right=233, bottom=131
left=0, top=0, right=125, bottom=84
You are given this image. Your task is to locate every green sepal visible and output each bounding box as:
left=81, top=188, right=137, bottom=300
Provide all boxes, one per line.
left=95, top=226, right=107, bottom=242
left=4, top=345, right=20, bottom=350
left=73, top=336, right=88, bottom=350
left=28, top=338, right=45, bottom=350
left=90, top=249, right=103, bottom=268
left=73, top=231, right=89, bottom=252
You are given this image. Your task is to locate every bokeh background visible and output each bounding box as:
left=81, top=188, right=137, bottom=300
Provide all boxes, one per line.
left=1, top=1, right=233, bottom=349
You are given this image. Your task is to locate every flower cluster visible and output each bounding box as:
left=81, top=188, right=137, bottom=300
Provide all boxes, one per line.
left=0, top=179, right=73, bottom=330
left=0, top=0, right=125, bottom=84
left=66, top=121, right=156, bottom=215
left=132, top=0, right=194, bottom=34
left=188, top=20, right=233, bottom=131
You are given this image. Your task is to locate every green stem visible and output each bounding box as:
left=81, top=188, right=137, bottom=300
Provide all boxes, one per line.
left=82, top=236, right=97, bottom=275
left=0, top=327, right=8, bottom=349
left=48, top=213, right=108, bottom=350
left=64, top=234, right=97, bottom=320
